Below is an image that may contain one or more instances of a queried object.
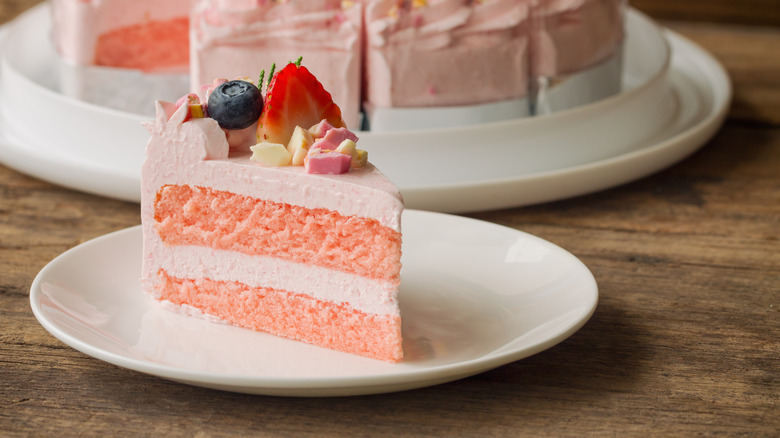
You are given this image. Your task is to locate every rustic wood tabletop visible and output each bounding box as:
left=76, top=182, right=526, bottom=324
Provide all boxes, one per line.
left=1, top=0, right=778, bottom=436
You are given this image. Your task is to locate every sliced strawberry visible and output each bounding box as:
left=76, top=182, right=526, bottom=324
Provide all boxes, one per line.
left=257, top=63, right=346, bottom=146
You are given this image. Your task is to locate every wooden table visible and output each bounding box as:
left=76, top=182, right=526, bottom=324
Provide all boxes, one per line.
left=2, top=1, right=777, bottom=435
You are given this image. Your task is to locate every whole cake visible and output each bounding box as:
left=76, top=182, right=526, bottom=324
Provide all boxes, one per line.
left=50, top=0, right=626, bottom=127
left=141, top=62, right=404, bottom=362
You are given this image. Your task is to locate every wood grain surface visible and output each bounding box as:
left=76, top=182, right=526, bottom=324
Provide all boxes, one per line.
left=1, top=1, right=778, bottom=436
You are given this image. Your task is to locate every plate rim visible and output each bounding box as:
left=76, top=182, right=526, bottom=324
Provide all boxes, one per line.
left=29, top=210, right=598, bottom=396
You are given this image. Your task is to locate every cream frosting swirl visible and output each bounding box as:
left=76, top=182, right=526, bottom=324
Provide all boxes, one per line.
left=193, top=0, right=359, bottom=51
left=366, top=0, right=529, bottom=51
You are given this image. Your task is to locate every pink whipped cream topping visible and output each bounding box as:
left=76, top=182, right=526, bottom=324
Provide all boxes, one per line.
left=191, top=0, right=363, bottom=127
left=365, top=0, right=531, bottom=107
left=143, top=101, right=403, bottom=231
left=531, top=0, right=626, bottom=76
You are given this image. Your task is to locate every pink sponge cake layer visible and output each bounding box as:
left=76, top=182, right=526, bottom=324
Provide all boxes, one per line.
left=158, top=271, right=403, bottom=362
left=155, top=184, right=402, bottom=282
left=141, top=101, right=404, bottom=362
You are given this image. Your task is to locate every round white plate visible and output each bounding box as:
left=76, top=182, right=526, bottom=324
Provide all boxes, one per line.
left=30, top=210, right=598, bottom=397
left=0, top=6, right=729, bottom=212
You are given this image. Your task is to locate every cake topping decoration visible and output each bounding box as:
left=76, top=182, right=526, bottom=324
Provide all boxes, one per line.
left=249, top=57, right=368, bottom=174
left=250, top=119, right=367, bottom=175
left=309, top=127, right=358, bottom=152
left=308, top=119, right=335, bottom=138
left=207, top=79, right=264, bottom=130
left=175, top=93, right=207, bottom=121
left=248, top=142, right=291, bottom=167
left=176, top=57, right=368, bottom=174
left=305, top=148, right=352, bottom=175
left=287, top=125, right=314, bottom=165
left=256, top=60, right=346, bottom=146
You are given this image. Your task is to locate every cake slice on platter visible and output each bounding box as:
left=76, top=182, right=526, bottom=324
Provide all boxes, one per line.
left=140, top=61, right=404, bottom=362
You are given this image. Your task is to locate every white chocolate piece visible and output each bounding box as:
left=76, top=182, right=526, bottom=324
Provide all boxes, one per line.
left=352, top=149, right=368, bottom=168
left=335, top=139, right=357, bottom=156
left=287, top=126, right=314, bottom=166
left=250, top=142, right=292, bottom=167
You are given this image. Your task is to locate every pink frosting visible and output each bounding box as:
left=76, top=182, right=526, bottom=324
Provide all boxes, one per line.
left=142, top=101, right=403, bottom=230
left=364, top=0, right=625, bottom=108
left=530, top=0, right=626, bottom=76
left=364, top=0, right=532, bottom=107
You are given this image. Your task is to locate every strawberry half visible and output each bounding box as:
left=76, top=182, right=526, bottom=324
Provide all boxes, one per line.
left=257, top=63, right=346, bottom=146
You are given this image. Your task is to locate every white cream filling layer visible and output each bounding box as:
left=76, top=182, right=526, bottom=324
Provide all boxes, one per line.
left=146, top=233, right=399, bottom=317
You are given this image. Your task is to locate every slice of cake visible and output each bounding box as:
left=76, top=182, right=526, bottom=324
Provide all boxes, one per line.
left=141, top=62, right=404, bottom=362
left=190, top=0, right=363, bottom=128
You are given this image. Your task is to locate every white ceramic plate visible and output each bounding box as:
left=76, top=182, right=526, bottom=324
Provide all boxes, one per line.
left=0, top=6, right=729, bottom=212
left=30, top=210, right=598, bottom=397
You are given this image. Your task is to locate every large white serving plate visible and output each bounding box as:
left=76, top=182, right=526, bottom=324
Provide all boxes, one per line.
left=0, top=4, right=729, bottom=212
left=30, top=210, right=598, bottom=396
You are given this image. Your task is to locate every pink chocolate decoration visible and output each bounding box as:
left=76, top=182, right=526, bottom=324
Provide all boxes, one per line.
left=305, top=152, right=351, bottom=175
left=174, top=93, right=200, bottom=122
left=309, top=119, right=336, bottom=138
left=176, top=93, right=199, bottom=108
left=311, top=128, right=359, bottom=151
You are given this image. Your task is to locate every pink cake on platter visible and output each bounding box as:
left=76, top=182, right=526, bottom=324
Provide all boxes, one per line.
left=141, top=61, right=404, bottom=362
left=190, top=0, right=363, bottom=128
left=51, top=0, right=190, bottom=72
left=49, top=0, right=626, bottom=127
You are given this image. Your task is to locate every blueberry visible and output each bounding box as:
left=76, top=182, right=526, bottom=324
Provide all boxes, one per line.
left=207, top=80, right=263, bottom=130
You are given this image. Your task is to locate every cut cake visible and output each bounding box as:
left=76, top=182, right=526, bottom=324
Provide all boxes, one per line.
left=141, top=63, right=404, bottom=362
